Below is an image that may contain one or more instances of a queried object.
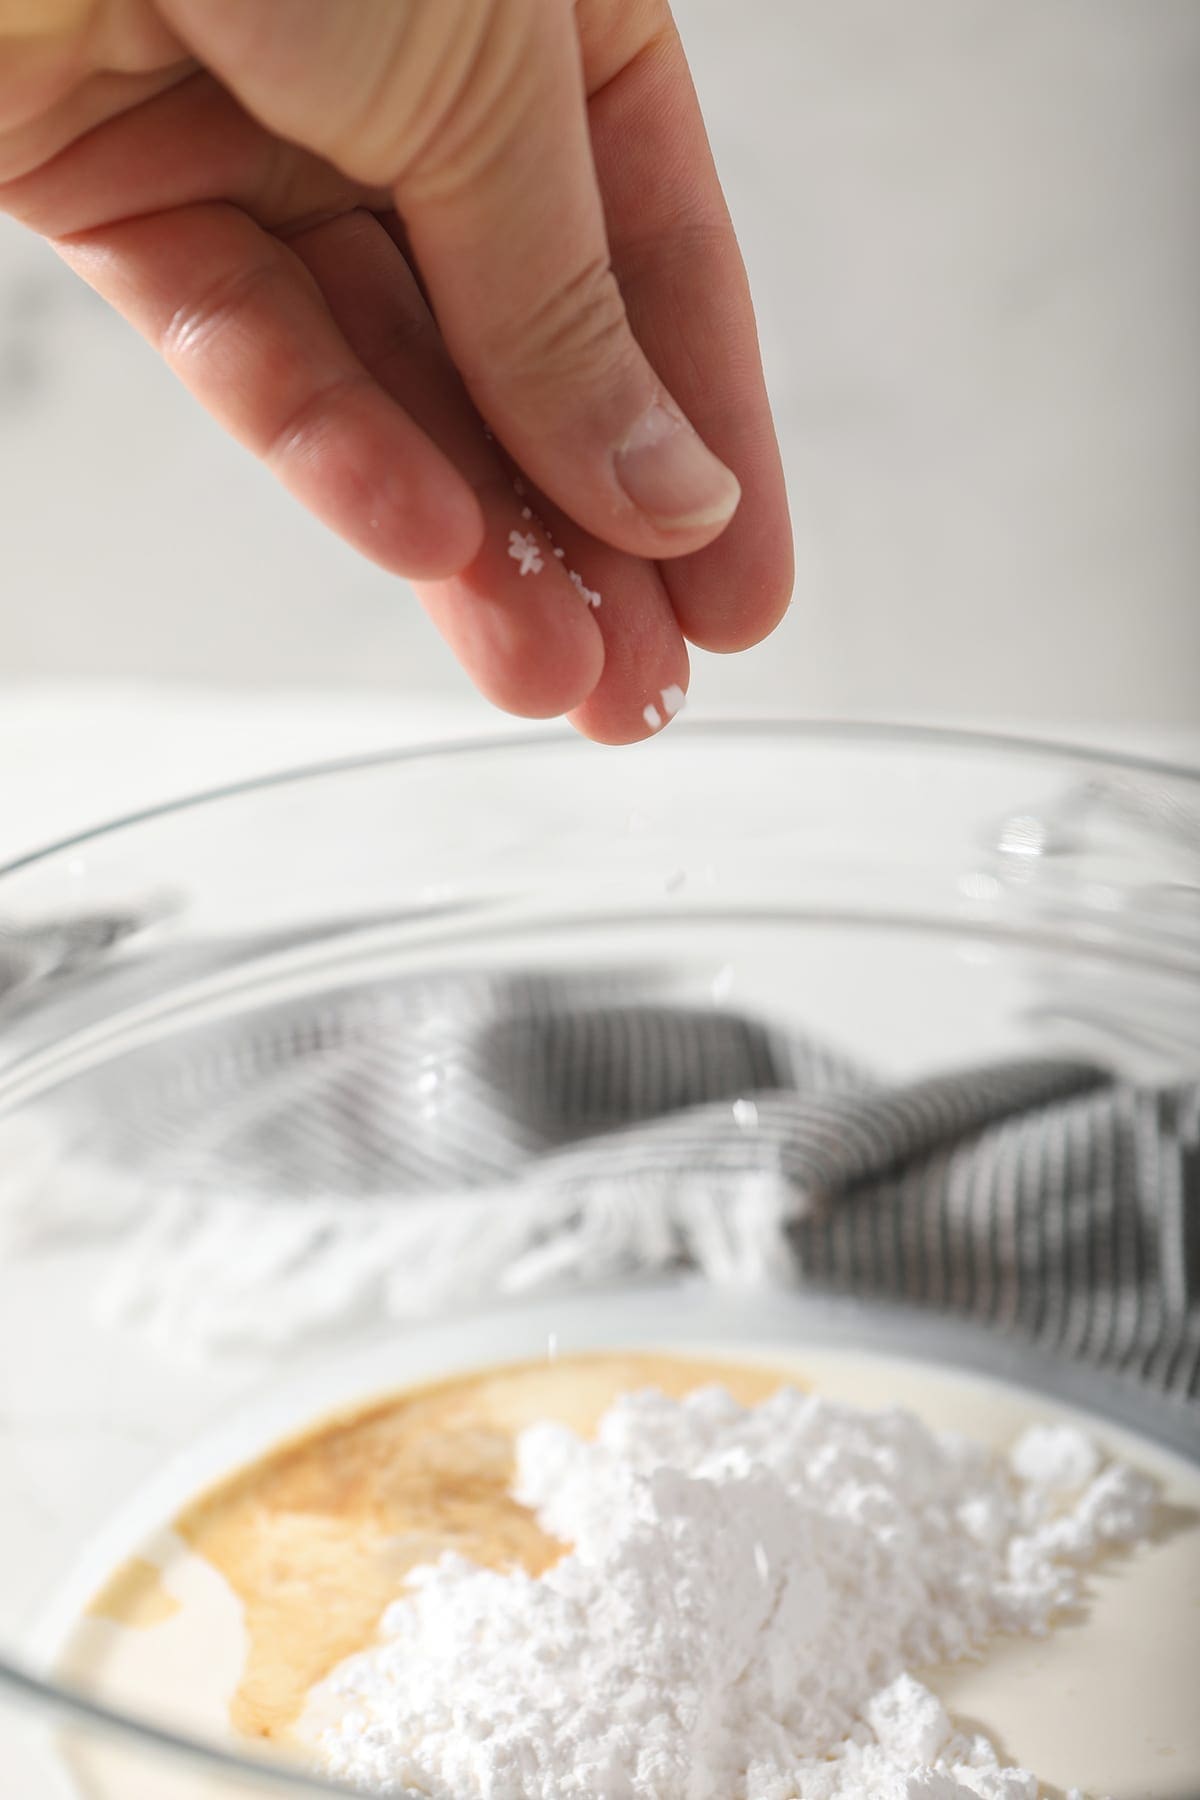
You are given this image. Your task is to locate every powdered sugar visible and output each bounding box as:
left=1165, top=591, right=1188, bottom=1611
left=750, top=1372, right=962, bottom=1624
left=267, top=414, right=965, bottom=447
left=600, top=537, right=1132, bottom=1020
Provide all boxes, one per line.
left=314, top=1384, right=1153, bottom=1798
left=1009, top=1423, right=1100, bottom=1494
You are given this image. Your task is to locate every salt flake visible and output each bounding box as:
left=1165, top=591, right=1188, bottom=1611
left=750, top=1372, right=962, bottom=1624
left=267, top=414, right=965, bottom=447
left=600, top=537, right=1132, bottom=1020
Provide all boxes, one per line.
left=567, top=568, right=602, bottom=609
left=507, top=529, right=544, bottom=576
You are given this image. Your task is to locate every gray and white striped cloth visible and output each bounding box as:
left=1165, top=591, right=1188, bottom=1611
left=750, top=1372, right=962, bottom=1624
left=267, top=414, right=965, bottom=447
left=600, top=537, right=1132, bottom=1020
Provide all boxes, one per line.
left=11, top=969, right=1196, bottom=1406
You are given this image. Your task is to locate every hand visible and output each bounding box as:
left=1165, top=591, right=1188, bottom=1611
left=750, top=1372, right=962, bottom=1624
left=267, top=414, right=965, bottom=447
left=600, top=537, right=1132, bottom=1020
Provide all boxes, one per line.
left=0, top=0, right=792, bottom=740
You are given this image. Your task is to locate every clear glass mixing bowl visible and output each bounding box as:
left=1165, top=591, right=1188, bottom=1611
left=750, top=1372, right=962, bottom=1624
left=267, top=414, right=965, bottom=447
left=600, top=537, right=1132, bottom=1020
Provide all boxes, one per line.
left=0, top=723, right=1197, bottom=1798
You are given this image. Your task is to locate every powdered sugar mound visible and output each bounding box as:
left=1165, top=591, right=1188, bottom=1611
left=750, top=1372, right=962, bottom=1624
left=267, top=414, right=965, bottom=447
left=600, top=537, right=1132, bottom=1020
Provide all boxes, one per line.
left=1010, top=1423, right=1101, bottom=1494
left=313, top=1387, right=1153, bottom=1798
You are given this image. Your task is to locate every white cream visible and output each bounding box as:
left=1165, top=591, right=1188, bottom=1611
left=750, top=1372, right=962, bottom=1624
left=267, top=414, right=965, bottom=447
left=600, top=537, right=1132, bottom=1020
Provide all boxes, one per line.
left=45, top=1294, right=1200, bottom=1800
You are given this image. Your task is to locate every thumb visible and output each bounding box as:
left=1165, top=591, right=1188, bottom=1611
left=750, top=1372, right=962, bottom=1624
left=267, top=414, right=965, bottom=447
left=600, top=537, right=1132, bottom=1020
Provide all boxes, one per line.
left=156, top=0, right=742, bottom=559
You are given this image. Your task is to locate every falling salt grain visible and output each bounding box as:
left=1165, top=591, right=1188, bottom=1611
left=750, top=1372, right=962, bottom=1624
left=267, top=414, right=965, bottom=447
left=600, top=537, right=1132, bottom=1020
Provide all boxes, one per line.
left=643, top=703, right=663, bottom=731
left=521, top=507, right=533, bottom=521
left=507, top=529, right=544, bottom=576
left=732, top=1098, right=759, bottom=1130
left=568, top=568, right=602, bottom=609
left=753, top=1542, right=770, bottom=1585
left=547, top=1332, right=559, bottom=1362
left=660, top=683, right=686, bottom=717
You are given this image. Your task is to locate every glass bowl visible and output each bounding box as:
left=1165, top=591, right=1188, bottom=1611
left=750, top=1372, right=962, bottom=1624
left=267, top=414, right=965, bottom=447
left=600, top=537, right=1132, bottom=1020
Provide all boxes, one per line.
left=0, top=722, right=1197, bottom=1799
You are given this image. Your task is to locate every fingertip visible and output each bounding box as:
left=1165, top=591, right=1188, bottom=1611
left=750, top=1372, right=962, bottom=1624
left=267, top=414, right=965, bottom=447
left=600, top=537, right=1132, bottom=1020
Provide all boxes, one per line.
left=525, top=504, right=690, bottom=746
left=677, top=556, right=794, bottom=655
left=416, top=576, right=605, bottom=720
left=364, top=474, right=486, bottom=583
left=568, top=655, right=690, bottom=746
left=276, top=386, right=487, bottom=582
left=481, top=623, right=605, bottom=719
left=347, top=487, right=486, bottom=583
left=664, top=475, right=795, bottom=654
left=568, top=681, right=688, bottom=746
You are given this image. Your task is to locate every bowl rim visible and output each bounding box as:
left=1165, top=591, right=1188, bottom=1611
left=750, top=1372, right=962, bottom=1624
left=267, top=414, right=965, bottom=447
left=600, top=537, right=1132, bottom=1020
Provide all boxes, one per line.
left=1, top=716, right=1196, bottom=886
left=0, top=1654, right=349, bottom=1796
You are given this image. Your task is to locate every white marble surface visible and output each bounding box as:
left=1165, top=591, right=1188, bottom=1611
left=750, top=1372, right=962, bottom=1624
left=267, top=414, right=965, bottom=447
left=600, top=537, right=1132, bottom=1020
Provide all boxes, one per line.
left=0, top=0, right=1198, bottom=734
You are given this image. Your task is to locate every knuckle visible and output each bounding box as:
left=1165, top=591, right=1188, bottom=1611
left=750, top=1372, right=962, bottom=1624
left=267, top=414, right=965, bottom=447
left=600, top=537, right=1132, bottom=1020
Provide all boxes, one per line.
left=574, top=0, right=674, bottom=85
left=483, top=256, right=638, bottom=389
left=391, top=0, right=571, bottom=203
left=617, top=218, right=729, bottom=285
left=159, top=254, right=282, bottom=365
left=157, top=247, right=374, bottom=467
left=329, top=0, right=507, bottom=189
left=287, top=210, right=439, bottom=375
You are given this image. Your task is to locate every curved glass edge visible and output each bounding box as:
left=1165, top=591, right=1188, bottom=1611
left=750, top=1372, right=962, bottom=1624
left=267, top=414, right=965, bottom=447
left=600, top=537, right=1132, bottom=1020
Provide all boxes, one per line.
left=1, top=719, right=1196, bottom=884
left=0, top=1656, right=351, bottom=1797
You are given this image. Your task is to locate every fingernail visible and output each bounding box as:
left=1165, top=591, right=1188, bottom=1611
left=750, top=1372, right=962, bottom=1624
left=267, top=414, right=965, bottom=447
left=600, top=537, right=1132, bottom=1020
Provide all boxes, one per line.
left=615, top=402, right=741, bottom=531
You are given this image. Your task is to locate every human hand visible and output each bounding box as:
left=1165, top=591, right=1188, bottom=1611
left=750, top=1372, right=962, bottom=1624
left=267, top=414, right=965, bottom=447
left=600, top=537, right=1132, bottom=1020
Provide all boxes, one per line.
left=0, top=1, right=792, bottom=740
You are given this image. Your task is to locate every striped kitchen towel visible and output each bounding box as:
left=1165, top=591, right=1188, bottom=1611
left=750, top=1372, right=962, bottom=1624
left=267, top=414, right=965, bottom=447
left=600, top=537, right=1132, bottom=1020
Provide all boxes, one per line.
left=2, top=971, right=1197, bottom=1400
